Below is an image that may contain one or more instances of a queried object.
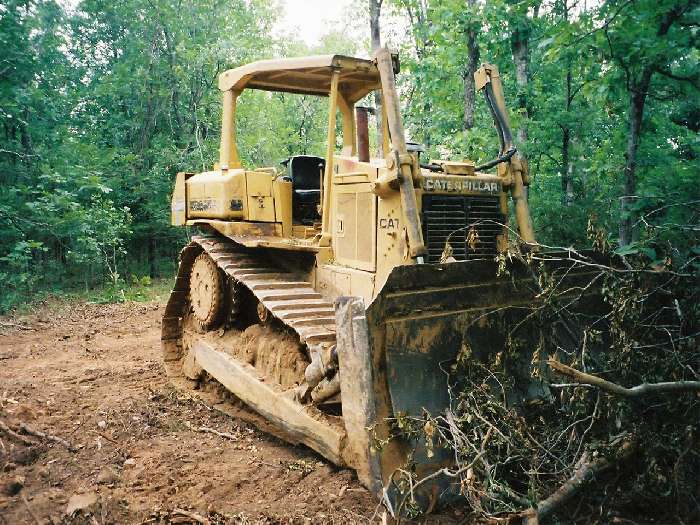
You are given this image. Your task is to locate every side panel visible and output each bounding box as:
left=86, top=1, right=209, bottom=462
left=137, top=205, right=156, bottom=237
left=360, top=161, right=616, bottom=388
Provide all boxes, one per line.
left=273, top=178, right=293, bottom=236
left=246, top=171, right=276, bottom=222
left=248, top=196, right=276, bottom=222
left=316, top=264, right=376, bottom=304
left=186, top=169, right=247, bottom=220
left=332, top=182, right=377, bottom=272
left=375, top=189, right=408, bottom=296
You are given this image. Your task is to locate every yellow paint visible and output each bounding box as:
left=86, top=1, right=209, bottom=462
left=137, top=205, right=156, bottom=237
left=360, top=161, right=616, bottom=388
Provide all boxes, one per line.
left=219, top=91, right=241, bottom=169
left=186, top=169, right=247, bottom=220
left=273, top=178, right=292, bottom=237
left=320, top=69, right=340, bottom=246
left=172, top=51, right=537, bottom=301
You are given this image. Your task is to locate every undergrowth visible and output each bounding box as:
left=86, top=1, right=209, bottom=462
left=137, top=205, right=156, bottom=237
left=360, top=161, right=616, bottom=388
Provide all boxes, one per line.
left=1, top=275, right=174, bottom=316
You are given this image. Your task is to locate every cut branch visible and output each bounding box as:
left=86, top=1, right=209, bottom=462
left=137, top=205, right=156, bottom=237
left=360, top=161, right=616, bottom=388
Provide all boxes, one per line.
left=535, top=442, right=635, bottom=520
left=18, top=422, right=78, bottom=452
left=0, top=321, right=35, bottom=331
left=172, top=508, right=211, bottom=525
left=0, top=149, right=40, bottom=159
left=0, top=419, right=37, bottom=447
left=548, top=359, right=700, bottom=397
left=193, top=425, right=237, bottom=440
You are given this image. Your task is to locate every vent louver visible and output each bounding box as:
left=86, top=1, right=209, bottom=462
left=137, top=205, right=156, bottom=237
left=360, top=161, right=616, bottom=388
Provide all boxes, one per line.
left=422, top=195, right=505, bottom=263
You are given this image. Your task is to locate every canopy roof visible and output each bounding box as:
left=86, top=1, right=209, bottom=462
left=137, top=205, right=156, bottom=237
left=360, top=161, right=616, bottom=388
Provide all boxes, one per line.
left=217, top=55, right=384, bottom=104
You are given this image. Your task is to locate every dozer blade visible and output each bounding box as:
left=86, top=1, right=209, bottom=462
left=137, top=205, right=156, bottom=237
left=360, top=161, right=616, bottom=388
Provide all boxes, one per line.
left=336, top=255, right=604, bottom=514
left=163, top=237, right=604, bottom=515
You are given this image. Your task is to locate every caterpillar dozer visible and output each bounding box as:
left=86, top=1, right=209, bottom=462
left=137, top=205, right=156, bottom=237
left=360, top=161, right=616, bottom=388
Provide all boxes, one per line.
left=162, top=48, right=588, bottom=513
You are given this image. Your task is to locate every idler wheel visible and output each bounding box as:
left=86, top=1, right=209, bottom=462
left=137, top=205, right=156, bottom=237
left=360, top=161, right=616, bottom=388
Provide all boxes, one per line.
left=189, top=253, right=224, bottom=330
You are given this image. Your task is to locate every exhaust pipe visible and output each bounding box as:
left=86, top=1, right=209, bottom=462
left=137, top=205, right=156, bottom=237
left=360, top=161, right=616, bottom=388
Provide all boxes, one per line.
left=356, top=106, right=370, bottom=163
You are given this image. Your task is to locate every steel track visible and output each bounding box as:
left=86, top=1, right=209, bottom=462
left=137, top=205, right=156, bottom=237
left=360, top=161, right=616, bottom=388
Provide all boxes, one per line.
left=162, top=233, right=336, bottom=376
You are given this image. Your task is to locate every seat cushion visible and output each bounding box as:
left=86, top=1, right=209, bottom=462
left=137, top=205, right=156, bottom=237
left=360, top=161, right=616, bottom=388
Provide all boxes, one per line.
left=294, top=189, right=321, bottom=203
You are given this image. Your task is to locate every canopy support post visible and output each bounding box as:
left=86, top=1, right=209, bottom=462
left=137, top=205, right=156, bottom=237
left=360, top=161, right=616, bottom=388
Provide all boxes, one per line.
left=320, top=70, right=340, bottom=246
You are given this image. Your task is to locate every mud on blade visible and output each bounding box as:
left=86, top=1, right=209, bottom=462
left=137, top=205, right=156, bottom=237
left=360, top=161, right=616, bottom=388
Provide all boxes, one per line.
left=339, top=255, right=604, bottom=513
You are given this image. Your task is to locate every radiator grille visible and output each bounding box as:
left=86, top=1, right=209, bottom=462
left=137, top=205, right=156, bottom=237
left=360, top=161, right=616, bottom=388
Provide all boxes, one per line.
left=422, top=195, right=505, bottom=263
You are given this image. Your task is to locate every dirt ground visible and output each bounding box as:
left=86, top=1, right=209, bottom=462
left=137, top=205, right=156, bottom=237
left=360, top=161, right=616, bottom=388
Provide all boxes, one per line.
left=0, top=299, right=418, bottom=524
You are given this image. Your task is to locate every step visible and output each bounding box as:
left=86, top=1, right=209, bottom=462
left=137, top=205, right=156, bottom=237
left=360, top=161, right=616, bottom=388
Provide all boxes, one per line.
left=247, top=281, right=311, bottom=291
left=289, top=317, right=336, bottom=327
left=230, top=267, right=280, bottom=276
left=300, top=330, right=337, bottom=344
left=230, top=272, right=300, bottom=283
left=267, top=300, right=334, bottom=312
left=216, top=257, right=257, bottom=266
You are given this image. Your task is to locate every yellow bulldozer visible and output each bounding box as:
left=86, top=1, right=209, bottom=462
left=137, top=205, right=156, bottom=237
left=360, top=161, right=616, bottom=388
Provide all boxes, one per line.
left=162, top=48, right=570, bottom=512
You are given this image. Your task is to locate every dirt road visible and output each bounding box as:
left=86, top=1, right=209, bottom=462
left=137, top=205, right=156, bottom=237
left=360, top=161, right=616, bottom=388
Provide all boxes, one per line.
left=0, top=300, right=382, bottom=524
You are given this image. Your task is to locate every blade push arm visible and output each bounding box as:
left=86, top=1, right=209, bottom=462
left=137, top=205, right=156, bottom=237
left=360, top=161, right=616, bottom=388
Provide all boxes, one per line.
left=375, top=47, right=428, bottom=262
left=475, top=64, right=537, bottom=248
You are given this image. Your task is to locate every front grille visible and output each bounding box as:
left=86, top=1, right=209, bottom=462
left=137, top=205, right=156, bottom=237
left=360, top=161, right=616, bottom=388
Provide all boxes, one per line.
left=422, top=195, right=505, bottom=263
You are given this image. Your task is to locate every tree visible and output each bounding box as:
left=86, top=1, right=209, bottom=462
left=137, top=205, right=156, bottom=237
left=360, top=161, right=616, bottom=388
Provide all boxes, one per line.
left=508, top=0, right=539, bottom=146
left=370, top=0, right=384, bottom=155
left=462, top=0, right=480, bottom=130
left=597, top=0, right=699, bottom=245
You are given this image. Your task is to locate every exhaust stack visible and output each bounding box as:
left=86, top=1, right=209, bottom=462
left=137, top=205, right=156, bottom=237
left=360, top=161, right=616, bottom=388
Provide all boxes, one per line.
left=356, top=106, right=371, bottom=163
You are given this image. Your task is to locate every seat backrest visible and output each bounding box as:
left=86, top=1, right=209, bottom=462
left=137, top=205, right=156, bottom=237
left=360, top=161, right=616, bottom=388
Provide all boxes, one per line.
left=288, top=155, right=325, bottom=191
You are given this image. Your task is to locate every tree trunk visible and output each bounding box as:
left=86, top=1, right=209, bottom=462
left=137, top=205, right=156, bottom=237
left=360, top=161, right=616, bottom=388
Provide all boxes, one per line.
left=20, top=107, right=33, bottom=158
left=617, top=4, right=682, bottom=245
left=510, top=9, right=533, bottom=202
left=159, top=19, right=184, bottom=143
left=619, top=70, right=651, bottom=246
left=149, top=237, right=157, bottom=278
left=511, top=28, right=529, bottom=145
left=370, top=0, right=383, bottom=157
left=561, top=64, right=573, bottom=206
left=462, top=0, right=480, bottom=130
left=561, top=126, right=572, bottom=206
left=566, top=160, right=575, bottom=206
left=369, top=0, right=381, bottom=50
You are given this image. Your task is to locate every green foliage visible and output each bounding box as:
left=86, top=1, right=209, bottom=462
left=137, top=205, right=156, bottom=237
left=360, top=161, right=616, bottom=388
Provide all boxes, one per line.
left=88, top=274, right=154, bottom=304
left=0, top=240, right=47, bottom=310
left=3, top=0, right=696, bottom=313
left=387, top=0, right=699, bottom=253
left=0, top=0, right=369, bottom=312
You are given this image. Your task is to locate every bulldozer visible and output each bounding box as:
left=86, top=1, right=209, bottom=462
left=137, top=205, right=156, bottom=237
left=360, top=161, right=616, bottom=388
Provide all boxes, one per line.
left=162, top=48, right=587, bottom=513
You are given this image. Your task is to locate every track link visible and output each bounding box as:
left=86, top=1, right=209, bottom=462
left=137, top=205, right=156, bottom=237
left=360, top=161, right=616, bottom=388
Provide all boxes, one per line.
left=162, top=233, right=336, bottom=374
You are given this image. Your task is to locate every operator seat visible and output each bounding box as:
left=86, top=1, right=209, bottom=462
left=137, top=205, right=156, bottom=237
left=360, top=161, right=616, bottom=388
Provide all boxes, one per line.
left=283, top=155, right=325, bottom=225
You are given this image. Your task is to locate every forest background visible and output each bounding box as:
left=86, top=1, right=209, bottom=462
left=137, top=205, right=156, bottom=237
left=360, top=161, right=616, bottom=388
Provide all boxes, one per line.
left=0, top=0, right=697, bottom=310
left=2, top=1, right=699, bottom=522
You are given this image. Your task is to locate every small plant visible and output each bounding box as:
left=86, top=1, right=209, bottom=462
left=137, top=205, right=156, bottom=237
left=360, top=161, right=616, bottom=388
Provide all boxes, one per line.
left=88, top=274, right=153, bottom=304
left=0, top=240, right=47, bottom=313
